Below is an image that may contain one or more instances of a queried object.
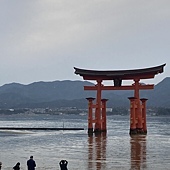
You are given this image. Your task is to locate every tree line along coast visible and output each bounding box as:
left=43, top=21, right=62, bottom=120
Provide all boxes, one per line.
left=0, top=107, right=169, bottom=116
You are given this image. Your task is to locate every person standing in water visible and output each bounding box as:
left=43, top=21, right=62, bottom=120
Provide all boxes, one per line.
left=27, top=156, right=36, bottom=170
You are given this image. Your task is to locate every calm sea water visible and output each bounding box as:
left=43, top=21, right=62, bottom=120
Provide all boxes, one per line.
left=0, top=113, right=170, bottom=170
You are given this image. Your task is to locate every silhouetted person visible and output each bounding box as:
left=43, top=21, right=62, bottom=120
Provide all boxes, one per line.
left=27, top=156, right=36, bottom=170
left=13, top=162, right=20, bottom=170
left=0, top=162, right=2, bottom=170
left=59, top=160, right=68, bottom=170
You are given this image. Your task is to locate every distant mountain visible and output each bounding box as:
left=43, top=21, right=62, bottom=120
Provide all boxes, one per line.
left=0, top=80, right=94, bottom=108
left=141, top=77, right=170, bottom=107
left=0, top=78, right=169, bottom=109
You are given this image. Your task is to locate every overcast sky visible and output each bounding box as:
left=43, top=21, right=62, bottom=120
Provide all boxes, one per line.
left=0, top=0, right=169, bottom=86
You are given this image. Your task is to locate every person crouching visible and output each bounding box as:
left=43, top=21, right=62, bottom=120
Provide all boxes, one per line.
left=59, top=160, right=68, bottom=170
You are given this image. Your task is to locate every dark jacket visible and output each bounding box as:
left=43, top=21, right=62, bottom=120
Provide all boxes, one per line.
left=27, top=159, right=36, bottom=170
left=13, top=162, right=20, bottom=170
left=13, top=165, right=20, bottom=170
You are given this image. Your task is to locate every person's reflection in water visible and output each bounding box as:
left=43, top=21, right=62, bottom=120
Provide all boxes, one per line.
left=88, top=133, right=107, bottom=170
left=130, top=135, right=147, bottom=170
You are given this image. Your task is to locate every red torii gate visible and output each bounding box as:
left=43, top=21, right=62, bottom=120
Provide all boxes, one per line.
left=74, top=64, right=166, bottom=135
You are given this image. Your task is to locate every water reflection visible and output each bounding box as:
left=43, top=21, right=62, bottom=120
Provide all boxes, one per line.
left=88, top=133, right=107, bottom=170
left=130, top=135, right=147, bottom=170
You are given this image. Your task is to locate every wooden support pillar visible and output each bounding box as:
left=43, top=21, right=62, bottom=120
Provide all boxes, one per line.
left=94, top=79, right=102, bottom=133
left=134, top=79, right=142, bottom=132
left=86, top=97, right=95, bottom=134
left=128, top=97, right=137, bottom=135
left=140, top=98, right=148, bottom=134
left=101, top=99, right=108, bottom=132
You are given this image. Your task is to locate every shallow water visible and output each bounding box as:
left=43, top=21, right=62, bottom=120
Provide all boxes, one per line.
left=0, top=114, right=170, bottom=170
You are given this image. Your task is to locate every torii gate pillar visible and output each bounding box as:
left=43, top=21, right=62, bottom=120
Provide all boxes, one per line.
left=86, top=97, right=95, bottom=134
left=129, top=79, right=149, bottom=135
left=128, top=97, right=148, bottom=135
left=141, top=98, right=148, bottom=134
left=86, top=95, right=108, bottom=134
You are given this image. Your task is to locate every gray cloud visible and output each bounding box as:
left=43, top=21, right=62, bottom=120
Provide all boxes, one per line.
left=0, top=0, right=169, bottom=85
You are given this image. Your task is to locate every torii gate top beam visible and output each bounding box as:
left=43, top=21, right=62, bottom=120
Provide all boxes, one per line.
left=74, top=64, right=166, bottom=81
